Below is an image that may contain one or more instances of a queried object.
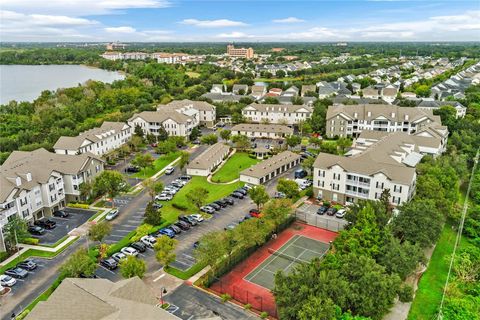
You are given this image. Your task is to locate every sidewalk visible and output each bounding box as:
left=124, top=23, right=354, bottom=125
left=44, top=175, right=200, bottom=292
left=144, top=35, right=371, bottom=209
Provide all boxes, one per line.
left=127, top=156, right=181, bottom=194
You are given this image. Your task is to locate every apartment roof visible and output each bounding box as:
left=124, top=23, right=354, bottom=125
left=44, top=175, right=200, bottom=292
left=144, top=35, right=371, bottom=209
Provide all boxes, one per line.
left=187, top=142, right=230, bottom=170
left=163, top=99, right=215, bottom=112
left=129, top=110, right=192, bottom=124
left=245, top=103, right=313, bottom=113
left=25, top=277, right=177, bottom=320
left=301, top=85, right=317, bottom=94
left=382, top=87, right=398, bottom=97
left=0, top=148, right=103, bottom=203
left=231, top=123, right=294, bottom=135
left=240, top=151, right=301, bottom=178
left=53, top=122, right=130, bottom=151
left=327, top=103, right=439, bottom=124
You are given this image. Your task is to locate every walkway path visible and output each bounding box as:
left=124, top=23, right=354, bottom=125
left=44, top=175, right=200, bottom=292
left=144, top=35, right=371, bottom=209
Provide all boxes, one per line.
left=206, top=149, right=240, bottom=185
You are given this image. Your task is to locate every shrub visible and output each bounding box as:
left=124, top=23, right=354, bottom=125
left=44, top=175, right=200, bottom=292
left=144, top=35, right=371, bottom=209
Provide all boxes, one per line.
left=248, top=154, right=257, bottom=159
left=260, top=311, right=269, bottom=319
left=67, top=203, right=90, bottom=209
left=304, top=186, right=313, bottom=198
left=398, top=284, right=414, bottom=302
left=22, top=238, right=39, bottom=245
left=244, top=303, right=252, bottom=310
left=15, top=310, right=30, bottom=320
left=221, top=293, right=232, bottom=302
left=172, top=203, right=188, bottom=211
left=323, top=201, right=331, bottom=207
left=0, top=251, right=10, bottom=263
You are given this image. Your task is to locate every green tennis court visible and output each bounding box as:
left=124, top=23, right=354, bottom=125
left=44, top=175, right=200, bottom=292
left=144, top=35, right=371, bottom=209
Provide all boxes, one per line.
left=244, top=234, right=330, bottom=290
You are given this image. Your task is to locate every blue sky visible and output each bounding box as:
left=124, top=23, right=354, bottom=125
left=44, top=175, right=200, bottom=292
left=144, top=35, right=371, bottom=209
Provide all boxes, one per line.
left=1, top=0, right=479, bottom=42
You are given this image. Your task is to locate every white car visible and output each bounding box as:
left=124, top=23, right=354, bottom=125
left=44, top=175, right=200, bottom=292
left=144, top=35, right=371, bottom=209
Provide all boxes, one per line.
left=335, top=209, right=347, bottom=219
left=141, top=235, right=156, bottom=248
left=0, top=274, right=17, bottom=287
left=243, top=184, right=253, bottom=190
left=105, top=209, right=119, bottom=221
left=155, top=193, right=172, bottom=201
left=173, top=179, right=187, bottom=186
left=190, top=214, right=204, bottom=222
left=120, top=247, right=138, bottom=257
left=163, top=187, right=177, bottom=194
left=165, top=166, right=175, bottom=175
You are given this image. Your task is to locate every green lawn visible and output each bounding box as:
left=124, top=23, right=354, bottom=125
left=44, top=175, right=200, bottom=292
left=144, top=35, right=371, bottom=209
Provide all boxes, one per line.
left=131, top=152, right=180, bottom=179
left=161, top=176, right=242, bottom=223
left=211, top=153, right=260, bottom=183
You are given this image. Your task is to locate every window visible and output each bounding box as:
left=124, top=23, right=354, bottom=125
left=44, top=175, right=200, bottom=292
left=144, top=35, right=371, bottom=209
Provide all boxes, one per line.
left=49, top=183, right=55, bottom=191
left=22, top=209, right=30, bottom=219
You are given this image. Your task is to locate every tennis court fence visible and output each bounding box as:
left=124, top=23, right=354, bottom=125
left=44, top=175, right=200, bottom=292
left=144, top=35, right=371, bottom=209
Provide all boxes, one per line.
left=212, top=277, right=278, bottom=318
left=295, top=209, right=348, bottom=232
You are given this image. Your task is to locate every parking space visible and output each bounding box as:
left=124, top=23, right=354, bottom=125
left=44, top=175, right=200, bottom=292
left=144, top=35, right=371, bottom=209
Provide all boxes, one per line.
left=33, top=208, right=96, bottom=245
left=296, top=202, right=349, bottom=232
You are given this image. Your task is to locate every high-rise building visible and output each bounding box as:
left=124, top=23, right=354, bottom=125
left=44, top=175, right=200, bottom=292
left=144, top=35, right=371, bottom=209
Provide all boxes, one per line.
left=227, top=44, right=254, bottom=59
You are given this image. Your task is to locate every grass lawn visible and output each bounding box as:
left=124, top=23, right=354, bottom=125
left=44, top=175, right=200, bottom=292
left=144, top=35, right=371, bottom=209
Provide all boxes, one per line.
left=165, top=262, right=206, bottom=280
left=211, top=153, right=260, bottom=183
left=160, top=176, right=242, bottom=223
left=131, top=151, right=180, bottom=179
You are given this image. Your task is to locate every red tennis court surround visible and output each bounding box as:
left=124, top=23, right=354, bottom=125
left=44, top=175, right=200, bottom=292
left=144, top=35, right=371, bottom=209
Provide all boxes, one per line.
left=209, top=222, right=338, bottom=318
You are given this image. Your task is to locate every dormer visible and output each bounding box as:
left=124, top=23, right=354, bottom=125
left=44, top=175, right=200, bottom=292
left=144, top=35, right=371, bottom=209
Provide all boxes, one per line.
left=354, top=112, right=358, bottom=118
left=391, top=112, right=395, bottom=118
left=367, top=111, right=371, bottom=117
left=405, top=115, right=409, bottom=121
left=26, top=172, right=32, bottom=182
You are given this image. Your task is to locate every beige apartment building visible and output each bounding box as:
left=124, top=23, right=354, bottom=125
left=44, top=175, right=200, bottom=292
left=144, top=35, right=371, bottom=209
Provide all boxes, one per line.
left=186, top=143, right=230, bottom=176
left=230, top=123, right=294, bottom=139
left=240, top=151, right=301, bottom=185
left=227, top=44, right=254, bottom=59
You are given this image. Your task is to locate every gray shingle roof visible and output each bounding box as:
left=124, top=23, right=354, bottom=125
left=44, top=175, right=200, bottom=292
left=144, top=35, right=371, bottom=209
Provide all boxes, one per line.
left=129, top=110, right=192, bottom=124
left=231, top=123, right=293, bottom=135
left=187, top=142, right=230, bottom=170
left=240, top=151, right=301, bottom=178
left=245, top=103, right=313, bottom=113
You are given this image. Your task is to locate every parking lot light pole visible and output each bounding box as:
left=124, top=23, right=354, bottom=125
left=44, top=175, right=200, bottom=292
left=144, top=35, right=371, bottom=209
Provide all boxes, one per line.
left=160, top=287, right=167, bottom=305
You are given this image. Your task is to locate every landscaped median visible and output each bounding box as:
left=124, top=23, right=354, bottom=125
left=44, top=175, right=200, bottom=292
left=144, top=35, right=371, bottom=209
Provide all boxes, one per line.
left=211, top=152, right=260, bottom=183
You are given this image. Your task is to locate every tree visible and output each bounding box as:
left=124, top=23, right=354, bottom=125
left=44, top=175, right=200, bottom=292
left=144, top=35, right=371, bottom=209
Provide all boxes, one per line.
left=134, top=124, right=144, bottom=138
left=379, top=188, right=392, bottom=215
left=220, top=129, right=231, bottom=141
left=119, top=255, right=146, bottom=279
left=157, top=125, right=169, bottom=141
left=286, top=135, right=301, bottom=149
left=264, top=96, right=280, bottom=104
left=142, top=178, right=164, bottom=202
left=249, top=185, right=270, bottom=210
left=378, top=235, right=424, bottom=280
left=79, top=181, right=93, bottom=201
left=336, top=137, right=351, bottom=154
left=276, top=70, right=286, bottom=78
left=3, top=216, right=29, bottom=252
left=128, top=135, right=143, bottom=152
left=179, top=151, right=190, bottom=172
left=156, top=139, right=177, bottom=154
left=132, top=153, right=155, bottom=177
left=145, top=133, right=157, bottom=144
left=277, top=178, right=300, bottom=199
left=154, top=235, right=178, bottom=267
left=189, top=126, right=201, bottom=141
left=60, top=248, right=96, bottom=278
left=131, top=223, right=154, bottom=242
left=88, top=221, right=111, bottom=243
left=144, top=201, right=163, bottom=225
left=186, top=187, right=209, bottom=210
left=200, top=134, right=218, bottom=145
left=291, top=96, right=304, bottom=105
left=194, top=231, right=228, bottom=269
left=231, top=134, right=250, bottom=151
left=93, top=170, right=128, bottom=207
left=263, top=199, right=293, bottom=231
left=301, top=156, right=315, bottom=175
left=234, top=218, right=269, bottom=250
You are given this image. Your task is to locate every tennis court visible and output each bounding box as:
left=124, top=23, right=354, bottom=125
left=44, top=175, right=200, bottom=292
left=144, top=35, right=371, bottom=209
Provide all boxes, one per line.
left=244, top=234, right=330, bottom=290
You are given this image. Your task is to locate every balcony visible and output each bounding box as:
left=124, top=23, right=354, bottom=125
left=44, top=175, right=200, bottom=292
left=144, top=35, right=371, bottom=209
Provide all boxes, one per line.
left=345, top=189, right=369, bottom=199
left=0, top=206, right=18, bottom=218
left=346, top=179, right=371, bottom=188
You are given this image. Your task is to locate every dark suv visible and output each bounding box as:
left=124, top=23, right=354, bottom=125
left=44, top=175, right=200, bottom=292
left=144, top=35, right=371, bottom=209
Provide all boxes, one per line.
left=34, top=219, right=56, bottom=229
left=100, top=258, right=118, bottom=270
left=175, top=220, right=191, bottom=230
left=125, top=166, right=140, bottom=173
left=28, top=225, right=46, bottom=235
left=214, top=200, right=227, bottom=208
left=179, top=215, right=197, bottom=226
left=130, top=241, right=146, bottom=253
left=53, top=210, right=69, bottom=218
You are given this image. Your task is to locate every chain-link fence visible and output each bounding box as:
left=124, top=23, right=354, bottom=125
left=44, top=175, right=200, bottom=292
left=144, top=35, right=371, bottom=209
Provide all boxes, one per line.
left=295, top=208, right=348, bottom=232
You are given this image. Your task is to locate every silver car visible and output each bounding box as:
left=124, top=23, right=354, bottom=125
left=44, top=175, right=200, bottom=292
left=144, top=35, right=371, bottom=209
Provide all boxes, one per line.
left=105, top=209, right=119, bottom=221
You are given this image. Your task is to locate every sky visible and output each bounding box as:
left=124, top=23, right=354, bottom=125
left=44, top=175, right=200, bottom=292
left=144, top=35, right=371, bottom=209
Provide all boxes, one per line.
left=1, top=0, right=480, bottom=42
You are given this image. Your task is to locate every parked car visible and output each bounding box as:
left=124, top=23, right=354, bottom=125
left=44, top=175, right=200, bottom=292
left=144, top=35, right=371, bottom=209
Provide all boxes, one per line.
left=0, top=274, right=17, bottom=287
left=316, top=206, right=329, bottom=215
left=190, top=214, right=204, bottom=222
left=231, top=192, right=244, bottom=199
left=53, top=210, right=69, bottom=218
left=326, top=207, right=338, bottom=216
left=159, top=228, right=176, bottom=238
left=223, top=197, right=234, bottom=205
left=34, top=219, right=56, bottom=229
left=249, top=209, right=263, bottom=218
left=121, top=247, right=138, bottom=257
left=208, top=203, right=221, bottom=211
left=140, top=235, right=156, bottom=248
left=294, top=169, right=308, bottom=179
left=200, top=206, right=215, bottom=214
left=179, top=175, right=192, bottom=181
left=179, top=215, right=197, bottom=226
left=5, top=267, right=28, bottom=279
left=111, top=252, right=127, bottom=262
left=193, top=241, right=200, bottom=249
left=28, top=225, right=46, bottom=235
left=169, top=224, right=182, bottom=234
left=163, top=187, right=177, bottom=195
left=130, top=241, right=147, bottom=252
left=100, top=258, right=118, bottom=270
left=125, top=166, right=140, bottom=173
left=156, top=193, right=173, bottom=201
left=105, top=209, right=119, bottom=221
left=165, top=166, right=175, bottom=175
left=274, top=192, right=286, bottom=199
left=235, top=188, right=247, bottom=196
left=175, top=220, right=191, bottom=231
left=242, top=184, right=253, bottom=191
left=214, top=200, right=227, bottom=208
left=335, top=209, right=347, bottom=219
left=17, top=259, right=37, bottom=271
left=224, top=223, right=237, bottom=231
left=153, top=203, right=163, bottom=210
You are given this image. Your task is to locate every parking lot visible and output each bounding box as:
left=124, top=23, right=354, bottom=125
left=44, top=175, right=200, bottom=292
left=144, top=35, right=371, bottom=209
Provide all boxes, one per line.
left=296, top=202, right=349, bottom=232
left=33, top=208, right=97, bottom=245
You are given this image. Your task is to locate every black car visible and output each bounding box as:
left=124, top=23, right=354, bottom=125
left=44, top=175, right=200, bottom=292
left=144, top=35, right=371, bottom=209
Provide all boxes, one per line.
left=79, top=273, right=98, bottom=278
left=231, top=192, right=244, bottom=199
left=326, top=207, right=338, bottom=216
left=223, top=197, right=234, bottom=205
left=169, top=224, right=182, bottom=234
left=214, top=200, right=227, bottom=208
left=235, top=188, right=247, bottom=196
left=100, top=258, right=118, bottom=270
left=130, top=241, right=147, bottom=252
left=179, top=215, right=196, bottom=226
left=317, top=206, right=329, bottom=215
left=179, top=175, right=192, bottom=181
left=5, top=267, right=28, bottom=279
left=17, top=259, right=37, bottom=271
left=125, top=166, right=140, bottom=173
left=28, top=225, right=46, bottom=235
left=208, top=203, right=221, bottom=211
left=175, top=220, right=191, bottom=230
left=34, top=219, right=56, bottom=230
left=53, top=210, right=69, bottom=218
left=153, top=203, right=163, bottom=210
left=193, top=241, right=200, bottom=249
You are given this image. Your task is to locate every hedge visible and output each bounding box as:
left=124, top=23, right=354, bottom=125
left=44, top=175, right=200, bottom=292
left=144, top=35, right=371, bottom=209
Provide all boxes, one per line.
left=67, top=203, right=90, bottom=209
left=22, top=238, right=40, bottom=245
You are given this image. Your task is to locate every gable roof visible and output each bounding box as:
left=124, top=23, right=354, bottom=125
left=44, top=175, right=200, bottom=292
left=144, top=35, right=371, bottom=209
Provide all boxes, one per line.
left=129, top=110, right=192, bottom=124
left=187, top=142, right=230, bottom=170
left=231, top=123, right=294, bottom=134
left=163, top=99, right=215, bottom=112
left=240, top=151, right=301, bottom=178
left=245, top=103, right=313, bottom=113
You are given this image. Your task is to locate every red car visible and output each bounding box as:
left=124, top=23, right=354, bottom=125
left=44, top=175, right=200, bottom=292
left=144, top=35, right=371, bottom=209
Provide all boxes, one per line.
left=249, top=209, right=263, bottom=218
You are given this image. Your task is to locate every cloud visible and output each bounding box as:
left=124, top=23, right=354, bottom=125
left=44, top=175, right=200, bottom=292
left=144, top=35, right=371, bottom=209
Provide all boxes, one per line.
left=105, top=26, right=137, bottom=33
left=216, top=31, right=253, bottom=39
left=181, top=19, right=247, bottom=28
left=272, top=17, right=304, bottom=23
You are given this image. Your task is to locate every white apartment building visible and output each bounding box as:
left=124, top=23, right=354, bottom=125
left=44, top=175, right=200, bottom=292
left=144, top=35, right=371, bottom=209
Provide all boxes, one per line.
left=161, top=100, right=216, bottom=128
left=54, top=122, right=132, bottom=156
left=0, top=149, right=104, bottom=251
left=100, top=52, right=123, bottom=61
left=242, top=103, right=313, bottom=125
left=230, top=123, right=294, bottom=139
left=122, top=52, right=149, bottom=60
left=128, top=111, right=197, bottom=139
left=152, top=52, right=189, bottom=64
left=326, top=104, right=444, bottom=138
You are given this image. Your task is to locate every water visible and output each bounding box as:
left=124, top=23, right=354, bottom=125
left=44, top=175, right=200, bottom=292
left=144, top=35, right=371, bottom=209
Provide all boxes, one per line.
left=0, top=65, right=125, bottom=104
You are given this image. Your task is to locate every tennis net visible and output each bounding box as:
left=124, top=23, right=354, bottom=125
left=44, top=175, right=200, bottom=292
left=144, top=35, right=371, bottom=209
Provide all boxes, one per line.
left=267, top=248, right=310, bottom=264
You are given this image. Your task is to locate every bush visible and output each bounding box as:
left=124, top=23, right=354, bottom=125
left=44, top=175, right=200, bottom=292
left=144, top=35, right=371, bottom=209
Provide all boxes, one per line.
left=305, top=186, right=313, bottom=198
left=172, top=203, right=188, bottom=211
left=248, top=154, right=257, bottom=159
left=67, top=203, right=90, bottom=209
left=15, top=310, right=30, bottom=320
left=221, top=293, right=232, bottom=302
left=398, top=284, right=413, bottom=302
left=244, top=303, right=252, bottom=310
left=260, top=311, right=269, bottom=319
left=0, top=251, right=10, bottom=263
left=22, top=237, right=39, bottom=245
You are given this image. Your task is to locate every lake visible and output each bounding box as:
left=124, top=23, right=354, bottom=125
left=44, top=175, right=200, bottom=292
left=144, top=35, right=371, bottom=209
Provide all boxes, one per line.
left=0, top=65, right=125, bottom=105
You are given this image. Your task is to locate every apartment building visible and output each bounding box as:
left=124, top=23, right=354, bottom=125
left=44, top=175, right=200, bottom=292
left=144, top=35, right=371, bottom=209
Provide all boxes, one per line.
left=240, top=151, right=301, bottom=185
left=152, top=52, right=190, bottom=64
left=54, top=122, right=132, bottom=156
left=128, top=111, right=196, bottom=139
left=231, top=123, right=293, bottom=139
left=227, top=44, right=254, bottom=59
left=313, top=131, right=447, bottom=206
left=186, top=143, right=230, bottom=176
left=161, top=99, right=216, bottom=128
left=0, top=149, right=104, bottom=251
left=325, top=104, right=442, bottom=138
left=100, top=51, right=123, bottom=61
left=242, top=103, right=313, bottom=125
